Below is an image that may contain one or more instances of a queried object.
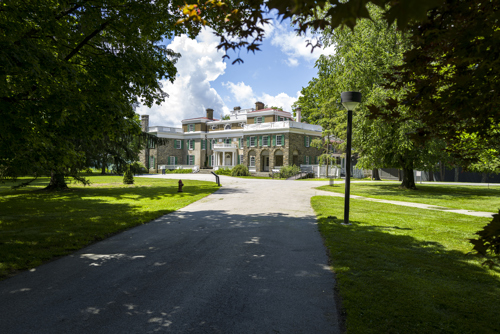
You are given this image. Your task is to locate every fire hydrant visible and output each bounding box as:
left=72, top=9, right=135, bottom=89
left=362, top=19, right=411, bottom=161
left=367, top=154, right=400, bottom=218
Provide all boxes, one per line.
left=178, top=179, right=184, bottom=192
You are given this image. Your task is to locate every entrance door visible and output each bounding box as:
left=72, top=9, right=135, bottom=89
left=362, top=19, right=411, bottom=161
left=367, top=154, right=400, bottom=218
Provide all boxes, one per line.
left=293, top=155, right=298, bottom=166
left=225, top=154, right=232, bottom=166
left=264, top=157, right=269, bottom=172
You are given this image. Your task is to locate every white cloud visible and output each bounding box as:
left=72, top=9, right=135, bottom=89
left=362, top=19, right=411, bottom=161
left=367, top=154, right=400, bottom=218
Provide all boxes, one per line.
left=136, top=28, right=229, bottom=127
left=269, top=20, right=335, bottom=67
left=223, top=80, right=301, bottom=112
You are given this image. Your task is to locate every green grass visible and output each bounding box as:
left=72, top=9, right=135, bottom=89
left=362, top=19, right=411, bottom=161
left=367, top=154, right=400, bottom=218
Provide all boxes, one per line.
left=0, top=175, right=219, bottom=279
left=317, top=183, right=500, bottom=212
left=312, top=196, right=500, bottom=333
left=296, top=178, right=343, bottom=181
left=231, top=175, right=274, bottom=179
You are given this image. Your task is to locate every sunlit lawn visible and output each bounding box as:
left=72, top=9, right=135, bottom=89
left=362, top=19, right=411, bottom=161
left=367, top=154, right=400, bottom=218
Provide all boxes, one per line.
left=312, top=196, right=500, bottom=333
left=317, top=183, right=500, bottom=212
left=0, top=175, right=219, bottom=279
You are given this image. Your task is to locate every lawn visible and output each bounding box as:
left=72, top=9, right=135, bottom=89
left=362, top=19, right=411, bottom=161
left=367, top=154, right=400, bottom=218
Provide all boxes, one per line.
left=0, top=175, right=219, bottom=279
left=312, top=196, right=500, bottom=333
left=317, top=182, right=500, bottom=212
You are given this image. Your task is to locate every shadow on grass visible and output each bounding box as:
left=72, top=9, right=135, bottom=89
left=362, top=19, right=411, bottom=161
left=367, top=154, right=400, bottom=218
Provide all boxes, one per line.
left=0, top=181, right=221, bottom=279
left=0, top=209, right=338, bottom=333
left=317, top=216, right=500, bottom=333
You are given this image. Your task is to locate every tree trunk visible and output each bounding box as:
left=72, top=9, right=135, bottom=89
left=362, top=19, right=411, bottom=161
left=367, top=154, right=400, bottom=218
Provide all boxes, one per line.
left=101, top=157, right=106, bottom=174
left=428, top=170, right=434, bottom=182
left=454, top=166, right=459, bottom=182
left=45, top=172, right=68, bottom=190
left=440, top=161, right=445, bottom=182
left=372, top=168, right=381, bottom=180
left=401, top=167, right=417, bottom=189
left=398, top=169, right=402, bottom=181
left=481, top=172, right=488, bottom=183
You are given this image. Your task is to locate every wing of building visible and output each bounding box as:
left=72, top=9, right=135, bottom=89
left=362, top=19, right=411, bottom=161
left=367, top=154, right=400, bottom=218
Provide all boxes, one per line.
left=140, top=101, right=327, bottom=174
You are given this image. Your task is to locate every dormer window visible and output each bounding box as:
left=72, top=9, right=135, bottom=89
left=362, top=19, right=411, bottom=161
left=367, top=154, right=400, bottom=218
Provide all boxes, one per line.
left=225, top=124, right=231, bottom=130
left=188, top=124, right=195, bottom=132
left=211, top=125, right=217, bottom=130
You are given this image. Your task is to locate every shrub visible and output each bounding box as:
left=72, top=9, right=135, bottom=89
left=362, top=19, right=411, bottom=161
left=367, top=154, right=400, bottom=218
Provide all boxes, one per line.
left=130, top=161, right=147, bottom=174
left=470, top=210, right=500, bottom=268
left=123, top=167, right=134, bottom=184
left=166, top=169, right=192, bottom=174
left=231, top=164, right=250, bottom=176
left=215, top=167, right=232, bottom=175
left=278, top=165, right=301, bottom=179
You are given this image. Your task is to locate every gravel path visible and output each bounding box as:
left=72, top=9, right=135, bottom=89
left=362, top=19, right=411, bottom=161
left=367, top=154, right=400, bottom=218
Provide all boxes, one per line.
left=0, top=175, right=342, bottom=334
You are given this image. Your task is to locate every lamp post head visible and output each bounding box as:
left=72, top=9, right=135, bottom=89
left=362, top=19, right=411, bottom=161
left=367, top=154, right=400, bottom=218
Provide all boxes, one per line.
left=341, top=91, right=362, bottom=111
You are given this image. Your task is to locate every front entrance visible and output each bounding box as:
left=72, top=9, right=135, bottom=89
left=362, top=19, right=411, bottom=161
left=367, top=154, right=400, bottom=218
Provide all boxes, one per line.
left=225, top=153, right=232, bottom=166
left=261, top=151, right=270, bottom=172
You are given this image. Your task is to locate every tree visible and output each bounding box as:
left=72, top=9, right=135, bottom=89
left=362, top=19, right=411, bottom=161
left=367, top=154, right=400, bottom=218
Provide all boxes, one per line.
left=294, top=5, right=450, bottom=188
left=0, top=0, right=190, bottom=189
left=370, top=0, right=500, bottom=171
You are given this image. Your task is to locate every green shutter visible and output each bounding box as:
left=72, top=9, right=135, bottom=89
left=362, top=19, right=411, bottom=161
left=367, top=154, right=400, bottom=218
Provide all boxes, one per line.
left=247, top=137, right=250, bottom=147
left=209, top=140, right=212, bottom=150
left=181, top=140, right=184, bottom=149
left=259, top=136, right=262, bottom=147
left=186, top=155, right=189, bottom=164
left=237, top=155, right=240, bottom=164
left=281, top=135, right=284, bottom=146
left=272, top=135, right=275, bottom=147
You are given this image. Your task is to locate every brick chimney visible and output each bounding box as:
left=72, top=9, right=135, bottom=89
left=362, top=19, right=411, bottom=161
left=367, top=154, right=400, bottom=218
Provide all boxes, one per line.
left=233, top=106, right=241, bottom=111
left=295, top=108, right=301, bottom=123
left=255, top=101, right=264, bottom=110
left=206, top=108, right=214, bottom=120
left=141, top=115, right=149, bottom=132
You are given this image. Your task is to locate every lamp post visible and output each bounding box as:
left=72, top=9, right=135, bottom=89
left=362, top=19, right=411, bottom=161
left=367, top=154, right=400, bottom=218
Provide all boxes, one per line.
left=341, top=91, right=362, bottom=224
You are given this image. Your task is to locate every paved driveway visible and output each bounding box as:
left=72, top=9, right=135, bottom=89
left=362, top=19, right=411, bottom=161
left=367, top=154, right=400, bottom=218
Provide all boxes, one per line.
left=0, top=175, right=341, bottom=333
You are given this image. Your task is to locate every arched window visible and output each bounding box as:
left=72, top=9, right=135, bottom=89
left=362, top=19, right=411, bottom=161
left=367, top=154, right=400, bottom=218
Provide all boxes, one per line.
left=225, top=124, right=231, bottom=130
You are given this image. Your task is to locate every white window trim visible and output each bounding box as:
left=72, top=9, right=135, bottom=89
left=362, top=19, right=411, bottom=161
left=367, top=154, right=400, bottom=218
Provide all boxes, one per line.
left=250, top=136, right=256, bottom=147
left=189, top=139, right=195, bottom=150
left=188, top=124, right=195, bottom=132
left=189, top=155, right=195, bottom=165
left=225, top=124, right=231, bottom=130
left=175, top=140, right=181, bottom=150
left=276, top=135, right=283, bottom=146
left=305, top=136, right=310, bottom=147
left=249, top=156, right=256, bottom=167
left=256, top=117, right=263, bottom=124
left=263, top=135, right=269, bottom=147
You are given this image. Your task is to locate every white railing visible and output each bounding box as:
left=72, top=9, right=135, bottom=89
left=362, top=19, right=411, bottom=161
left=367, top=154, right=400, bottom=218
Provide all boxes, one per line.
left=213, top=143, right=238, bottom=149
left=243, top=121, right=322, bottom=132
left=149, top=126, right=183, bottom=133
left=214, top=165, right=236, bottom=170
left=158, top=165, right=198, bottom=171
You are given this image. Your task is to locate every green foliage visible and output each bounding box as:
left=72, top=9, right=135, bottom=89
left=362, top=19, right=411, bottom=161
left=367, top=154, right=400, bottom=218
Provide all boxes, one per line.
left=165, top=169, right=192, bottom=174
left=470, top=211, right=500, bottom=268
left=231, top=164, right=250, bottom=176
left=130, top=161, right=147, bottom=174
left=278, top=165, right=301, bottom=179
left=220, top=114, right=230, bottom=120
left=123, top=168, right=134, bottom=184
left=215, top=167, right=232, bottom=175
left=372, top=0, right=500, bottom=170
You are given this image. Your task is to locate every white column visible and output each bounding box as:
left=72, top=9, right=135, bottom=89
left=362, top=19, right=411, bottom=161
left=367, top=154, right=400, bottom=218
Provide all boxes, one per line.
left=215, top=153, right=219, bottom=167
left=222, top=152, right=225, bottom=166
left=232, top=152, right=236, bottom=166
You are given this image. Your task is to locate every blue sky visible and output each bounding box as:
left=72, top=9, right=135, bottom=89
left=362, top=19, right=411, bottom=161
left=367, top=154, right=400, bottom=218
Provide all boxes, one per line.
left=137, top=18, right=334, bottom=127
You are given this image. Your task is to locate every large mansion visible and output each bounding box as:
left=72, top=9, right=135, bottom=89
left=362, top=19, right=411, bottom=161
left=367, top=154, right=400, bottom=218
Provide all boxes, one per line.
left=140, top=101, right=326, bottom=173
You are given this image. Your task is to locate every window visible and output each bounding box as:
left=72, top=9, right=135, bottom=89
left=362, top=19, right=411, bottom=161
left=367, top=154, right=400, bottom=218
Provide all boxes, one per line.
left=263, top=136, right=269, bottom=146
left=188, top=139, right=195, bottom=150
left=250, top=156, right=255, bottom=167
left=169, top=156, right=176, bottom=165
left=276, top=135, right=283, bottom=146
left=305, top=156, right=310, bottom=164
left=175, top=140, right=182, bottom=149
left=201, top=139, right=206, bottom=150
left=239, top=155, right=243, bottom=164
left=211, top=125, right=217, bottom=130
left=250, top=136, right=256, bottom=147
left=305, top=136, right=310, bottom=147
left=148, top=138, right=155, bottom=149
left=150, top=156, right=155, bottom=168
left=257, top=117, right=263, bottom=123
left=188, top=124, right=195, bottom=132
left=225, top=138, right=231, bottom=145
left=225, top=124, right=231, bottom=130
left=187, top=155, right=195, bottom=165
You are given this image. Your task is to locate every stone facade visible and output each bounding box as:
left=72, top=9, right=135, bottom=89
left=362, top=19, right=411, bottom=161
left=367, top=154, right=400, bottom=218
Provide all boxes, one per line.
left=140, top=102, right=324, bottom=173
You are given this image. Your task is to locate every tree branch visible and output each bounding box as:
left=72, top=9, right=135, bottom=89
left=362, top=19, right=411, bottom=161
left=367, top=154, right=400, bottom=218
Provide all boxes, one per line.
left=64, top=19, right=113, bottom=61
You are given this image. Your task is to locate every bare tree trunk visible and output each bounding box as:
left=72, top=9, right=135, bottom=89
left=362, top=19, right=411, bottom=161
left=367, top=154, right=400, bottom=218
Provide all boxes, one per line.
left=101, top=156, right=106, bottom=174
left=440, top=161, right=445, bottom=182
left=401, top=168, right=417, bottom=189
left=454, top=166, right=459, bottom=182
left=372, top=168, right=381, bottom=180
left=398, top=169, right=402, bottom=181
left=481, top=172, right=488, bottom=183
left=428, top=170, right=434, bottom=181
left=45, top=172, right=68, bottom=190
